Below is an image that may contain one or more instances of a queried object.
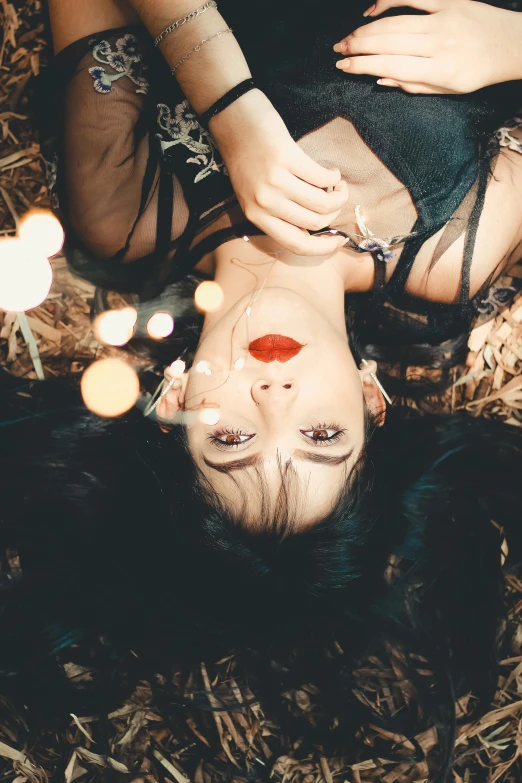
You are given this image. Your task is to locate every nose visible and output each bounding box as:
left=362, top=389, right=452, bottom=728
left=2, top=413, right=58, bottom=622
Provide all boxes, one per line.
left=251, top=379, right=298, bottom=410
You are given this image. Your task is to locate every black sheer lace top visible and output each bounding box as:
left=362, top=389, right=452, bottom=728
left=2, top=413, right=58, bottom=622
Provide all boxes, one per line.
left=33, top=0, right=522, bottom=346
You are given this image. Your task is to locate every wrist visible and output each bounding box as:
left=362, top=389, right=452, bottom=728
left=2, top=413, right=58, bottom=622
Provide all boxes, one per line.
left=209, top=89, right=273, bottom=144
left=496, top=11, right=522, bottom=84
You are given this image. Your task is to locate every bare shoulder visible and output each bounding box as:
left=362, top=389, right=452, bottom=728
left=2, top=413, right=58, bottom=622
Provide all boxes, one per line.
left=405, top=135, right=522, bottom=305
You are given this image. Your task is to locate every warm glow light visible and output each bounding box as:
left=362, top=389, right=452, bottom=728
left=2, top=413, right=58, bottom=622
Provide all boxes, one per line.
left=19, top=209, right=65, bottom=258
left=147, top=311, right=174, bottom=339
left=0, top=237, right=53, bottom=312
left=169, top=359, right=186, bottom=376
left=81, top=358, right=139, bottom=418
left=194, top=281, right=224, bottom=312
left=196, top=360, right=209, bottom=374
left=94, top=307, right=137, bottom=346
left=199, top=408, right=220, bottom=426
left=234, top=358, right=245, bottom=370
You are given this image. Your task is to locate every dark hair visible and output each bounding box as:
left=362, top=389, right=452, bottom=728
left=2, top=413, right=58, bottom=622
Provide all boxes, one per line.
left=0, top=368, right=521, bottom=780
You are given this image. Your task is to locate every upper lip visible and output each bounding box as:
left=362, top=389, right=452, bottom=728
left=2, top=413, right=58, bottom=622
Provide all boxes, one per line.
left=248, top=334, right=304, bottom=363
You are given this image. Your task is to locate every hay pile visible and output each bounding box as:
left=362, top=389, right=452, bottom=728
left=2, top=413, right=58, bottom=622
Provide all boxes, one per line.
left=1, top=2, right=522, bottom=781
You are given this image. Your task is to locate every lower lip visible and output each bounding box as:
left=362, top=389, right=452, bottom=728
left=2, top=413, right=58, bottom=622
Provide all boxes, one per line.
left=248, top=334, right=304, bottom=363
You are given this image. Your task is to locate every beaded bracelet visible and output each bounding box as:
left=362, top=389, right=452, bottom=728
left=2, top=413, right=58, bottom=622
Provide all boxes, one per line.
left=198, top=78, right=256, bottom=129
left=154, top=1, right=218, bottom=47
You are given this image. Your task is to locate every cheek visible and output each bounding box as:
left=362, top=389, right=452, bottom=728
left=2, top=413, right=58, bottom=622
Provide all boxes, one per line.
left=307, top=359, right=361, bottom=400
left=184, top=375, right=219, bottom=405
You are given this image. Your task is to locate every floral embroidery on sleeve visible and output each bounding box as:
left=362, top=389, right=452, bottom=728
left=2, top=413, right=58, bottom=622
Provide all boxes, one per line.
left=88, top=33, right=149, bottom=95
left=156, top=100, right=228, bottom=183
left=43, top=152, right=60, bottom=210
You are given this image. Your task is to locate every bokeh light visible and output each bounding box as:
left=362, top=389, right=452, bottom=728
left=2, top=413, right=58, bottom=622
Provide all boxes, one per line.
left=147, top=311, right=174, bottom=339
left=19, top=209, right=64, bottom=258
left=199, top=408, right=220, bottom=426
left=194, top=280, right=224, bottom=312
left=94, top=307, right=137, bottom=346
left=196, top=360, right=209, bottom=374
left=234, top=358, right=245, bottom=370
left=169, top=359, right=186, bottom=376
left=0, top=237, right=53, bottom=312
left=81, top=358, right=139, bottom=418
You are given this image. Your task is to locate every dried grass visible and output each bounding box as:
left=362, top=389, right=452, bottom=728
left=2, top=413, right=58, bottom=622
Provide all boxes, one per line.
left=1, top=2, right=522, bottom=781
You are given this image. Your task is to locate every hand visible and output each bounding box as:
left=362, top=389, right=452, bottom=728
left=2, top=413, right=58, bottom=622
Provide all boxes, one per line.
left=156, top=365, right=185, bottom=431
left=209, top=89, right=349, bottom=255
left=334, top=0, right=522, bottom=94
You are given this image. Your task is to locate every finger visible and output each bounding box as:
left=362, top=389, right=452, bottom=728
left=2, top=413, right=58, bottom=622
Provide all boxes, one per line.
left=282, top=173, right=349, bottom=215
left=377, top=78, right=449, bottom=94
left=339, top=14, right=430, bottom=42
left=258, top=215, right=347, bottom=256
left=338, top=33, right=433, bottom=58
left=290, top=147, right=343, bottom=189
left=156, top=379, right=182, bottom=422
left=266, top=195, right=343, bottom=232
left=336, top=54, right=432, bottom=83
left=364, top=0, right=443, bottom=16
left=164, top=366, right=184, bottom=382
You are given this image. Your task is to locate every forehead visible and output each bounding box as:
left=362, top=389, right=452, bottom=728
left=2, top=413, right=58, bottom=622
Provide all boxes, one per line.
left=199, top=457, right=351, bottom=527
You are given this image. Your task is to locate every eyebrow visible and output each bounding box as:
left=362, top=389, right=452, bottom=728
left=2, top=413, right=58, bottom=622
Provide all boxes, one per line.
left=202, top=449, right=354, bottom=474
left=293, top=448, right=354, bottom=466
left=203, top=453, right=263, bottom=473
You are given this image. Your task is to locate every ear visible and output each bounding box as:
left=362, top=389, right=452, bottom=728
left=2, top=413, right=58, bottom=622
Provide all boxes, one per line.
left=156, top=367, right=188, bottom=430
left=359, top=360, right=387, bottom=427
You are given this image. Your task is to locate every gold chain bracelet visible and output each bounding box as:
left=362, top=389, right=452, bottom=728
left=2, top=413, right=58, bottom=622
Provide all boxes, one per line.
left=154, top=1, right=218, bottom=47
left=171, top=28, right=233, bottom=73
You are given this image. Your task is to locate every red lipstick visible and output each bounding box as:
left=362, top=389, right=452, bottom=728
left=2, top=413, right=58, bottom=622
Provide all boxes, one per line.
left=248, top=334, right=304, bottom=363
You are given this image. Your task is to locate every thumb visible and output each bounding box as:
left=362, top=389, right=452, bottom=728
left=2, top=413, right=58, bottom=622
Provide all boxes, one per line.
left=363, top=0, right=443, bottom=16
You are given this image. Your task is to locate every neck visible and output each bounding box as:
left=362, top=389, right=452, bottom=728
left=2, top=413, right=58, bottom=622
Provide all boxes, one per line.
left=201, top=238, right=348, bottom=338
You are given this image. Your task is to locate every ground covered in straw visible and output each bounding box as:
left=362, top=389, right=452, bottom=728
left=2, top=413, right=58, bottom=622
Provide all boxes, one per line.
left=2, top=2, right=522, bottom=782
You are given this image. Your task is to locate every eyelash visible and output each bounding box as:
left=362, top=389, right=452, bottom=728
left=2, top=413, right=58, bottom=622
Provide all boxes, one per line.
left=207, top=428, right=256, bottom=451
left=301, top=422, right=346, bottom=447
left=208, top=424, right=346, bottom=450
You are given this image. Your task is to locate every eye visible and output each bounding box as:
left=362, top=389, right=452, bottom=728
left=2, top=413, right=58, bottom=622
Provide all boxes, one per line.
left=300, top=424, right=346, bottom=445
left=208, top=428, right=256, bottom=450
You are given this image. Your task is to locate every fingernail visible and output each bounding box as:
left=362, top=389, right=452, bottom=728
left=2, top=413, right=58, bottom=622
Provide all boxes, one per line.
left=336, top=59, right=350, bottom=69
left=377, top=79, right=400, bottom=88
left=333, top=42, right=346, bottom=53
left=363, top=3, right=376, bottom=16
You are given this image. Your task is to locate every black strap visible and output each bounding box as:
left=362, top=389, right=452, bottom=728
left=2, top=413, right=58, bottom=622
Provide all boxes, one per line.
left=460, top=154, right=490, bottom=305
left=371, top=251, right=387, bottom=291
left=112, top=133, right=159, bottom=263
left=198, top=79, right=256, bottom=129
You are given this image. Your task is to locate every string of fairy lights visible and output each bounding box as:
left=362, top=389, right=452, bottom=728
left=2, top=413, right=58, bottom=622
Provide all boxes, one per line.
left=0, top=210, right=225, bottom=420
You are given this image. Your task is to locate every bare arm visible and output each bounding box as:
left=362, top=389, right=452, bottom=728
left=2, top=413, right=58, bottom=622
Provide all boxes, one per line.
left=126, top=0, right=251, bottom=112
left=127, top=0, right=350, bottom=256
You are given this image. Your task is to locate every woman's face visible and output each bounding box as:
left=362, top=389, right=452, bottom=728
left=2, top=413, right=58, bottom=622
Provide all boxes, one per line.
left=181, top=286, right=383, bottom=526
